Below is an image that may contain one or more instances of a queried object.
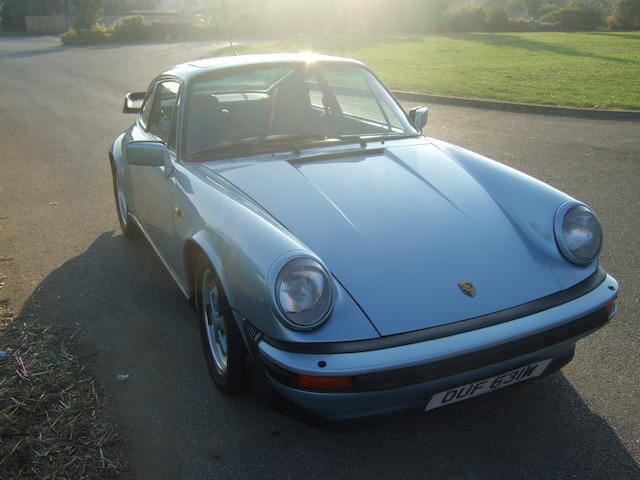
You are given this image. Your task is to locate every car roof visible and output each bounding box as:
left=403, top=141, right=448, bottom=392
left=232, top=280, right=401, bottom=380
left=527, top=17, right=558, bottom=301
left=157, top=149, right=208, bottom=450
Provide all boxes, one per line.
left=162, top=53, right=365, bottom=81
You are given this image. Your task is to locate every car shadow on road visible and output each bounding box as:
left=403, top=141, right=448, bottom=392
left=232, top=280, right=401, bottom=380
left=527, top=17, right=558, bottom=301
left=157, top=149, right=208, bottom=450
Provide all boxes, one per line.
left=17, top=231, right=640, bottom=479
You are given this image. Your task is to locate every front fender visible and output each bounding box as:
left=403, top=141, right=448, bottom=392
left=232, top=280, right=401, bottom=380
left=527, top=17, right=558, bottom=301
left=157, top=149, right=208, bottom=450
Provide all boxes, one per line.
left=175, top=165, right=379, bottom=344
left=110, top=130, right=133, bottom=214
left=431, top=138, right=598, bottom=288
left=110, top=132, right=127, bottom=176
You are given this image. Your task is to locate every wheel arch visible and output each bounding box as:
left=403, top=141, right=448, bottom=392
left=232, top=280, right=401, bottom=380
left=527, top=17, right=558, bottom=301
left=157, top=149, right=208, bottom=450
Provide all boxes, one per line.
left=109, top=149, right=118, bottom=177
left=183, top=232, right=230, bottom=308
left=109, top=134, right=131, bottom=214
left=109, top=132, right=127, bottom=172
left=183, top=238, right=202, bottom=304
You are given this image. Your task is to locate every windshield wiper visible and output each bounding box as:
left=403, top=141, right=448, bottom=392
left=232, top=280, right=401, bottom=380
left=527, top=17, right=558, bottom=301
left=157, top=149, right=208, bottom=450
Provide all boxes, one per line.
left=191, top=134, right=340, bottom=158
left=190, top=133, right=419, bottom=159
left=256, top=133, right=419, bottom=149
left=336, top=133, right=421, bottom=145
left=256, top=133, right=335, bottom=144
left=191, top=142, right=277, bottom=158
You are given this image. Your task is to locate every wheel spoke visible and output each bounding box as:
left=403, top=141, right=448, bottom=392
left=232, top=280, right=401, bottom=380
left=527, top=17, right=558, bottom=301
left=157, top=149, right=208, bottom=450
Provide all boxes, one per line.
left=202, top=271, right=228, bottom=375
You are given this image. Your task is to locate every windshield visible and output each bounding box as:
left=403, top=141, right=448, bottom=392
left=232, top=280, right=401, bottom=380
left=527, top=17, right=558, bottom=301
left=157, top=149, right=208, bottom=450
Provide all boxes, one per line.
left=185, top=63, right=418, bottom=159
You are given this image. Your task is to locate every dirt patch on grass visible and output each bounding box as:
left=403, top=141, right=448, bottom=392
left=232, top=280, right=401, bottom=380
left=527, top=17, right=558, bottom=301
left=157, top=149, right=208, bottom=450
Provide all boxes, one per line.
left=0, top=299, right=124, bottom=478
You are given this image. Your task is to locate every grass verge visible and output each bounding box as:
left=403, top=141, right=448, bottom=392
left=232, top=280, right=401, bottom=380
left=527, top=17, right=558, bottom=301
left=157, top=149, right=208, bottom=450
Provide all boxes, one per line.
left=217, top=32, right=640, bottom=110
left=0, top=300, right=123, bottom=478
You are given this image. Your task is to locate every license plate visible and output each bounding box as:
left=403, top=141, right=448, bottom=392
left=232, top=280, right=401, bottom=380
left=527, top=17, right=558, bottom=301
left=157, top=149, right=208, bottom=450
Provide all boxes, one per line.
left=425, top=358, right=552, bottom=412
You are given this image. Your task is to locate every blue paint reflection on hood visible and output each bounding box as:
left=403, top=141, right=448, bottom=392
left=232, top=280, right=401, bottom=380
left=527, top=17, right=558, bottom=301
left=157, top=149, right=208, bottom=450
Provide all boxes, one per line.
left=215, top=142, right=565, bottom=336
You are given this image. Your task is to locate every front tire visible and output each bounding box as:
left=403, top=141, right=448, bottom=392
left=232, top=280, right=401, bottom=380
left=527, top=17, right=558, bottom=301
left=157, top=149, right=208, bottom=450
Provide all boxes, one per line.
left=196, top=255, right=246, bottom=394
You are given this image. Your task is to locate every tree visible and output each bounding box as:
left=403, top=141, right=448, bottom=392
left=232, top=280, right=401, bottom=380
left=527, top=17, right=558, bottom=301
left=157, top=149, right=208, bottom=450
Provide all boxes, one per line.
left=423, top=0, right=454, bottom=33
left=524, top=0, right=544, bottom=17
left=540, top=5, right=604, bottom=30
left=610, top=0, right=640, bottom=28
left=69, top=0, right=106, bottom=30
left=444, top=4, right=488, bottom=32
left=1, top=0, right=27, bottom=30
left=486, top=7, right=510, bottom=31
left=507, top=0, right=526, bottom=17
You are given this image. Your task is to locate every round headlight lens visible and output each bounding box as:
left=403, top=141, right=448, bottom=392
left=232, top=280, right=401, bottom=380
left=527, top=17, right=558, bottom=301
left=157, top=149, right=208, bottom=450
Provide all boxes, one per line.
left=557, top=204, right=602, bottom=264
left=275, top=258, right=333, bottom=328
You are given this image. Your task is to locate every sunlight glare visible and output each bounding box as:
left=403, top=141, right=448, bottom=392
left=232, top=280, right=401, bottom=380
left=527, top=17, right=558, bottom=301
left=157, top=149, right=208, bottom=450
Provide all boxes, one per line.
left=300, top=50, right=316, bottom=62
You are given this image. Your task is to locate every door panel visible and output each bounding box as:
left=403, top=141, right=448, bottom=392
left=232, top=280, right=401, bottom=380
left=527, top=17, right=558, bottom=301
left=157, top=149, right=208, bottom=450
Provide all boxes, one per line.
left=129, top=79, right=182, bottom=271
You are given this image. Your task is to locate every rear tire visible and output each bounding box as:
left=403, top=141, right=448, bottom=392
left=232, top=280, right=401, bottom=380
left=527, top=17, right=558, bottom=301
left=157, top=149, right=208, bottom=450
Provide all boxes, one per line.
left=110, top=160, right=135, bottom=237
left=196, top=255, right=246, bottom=394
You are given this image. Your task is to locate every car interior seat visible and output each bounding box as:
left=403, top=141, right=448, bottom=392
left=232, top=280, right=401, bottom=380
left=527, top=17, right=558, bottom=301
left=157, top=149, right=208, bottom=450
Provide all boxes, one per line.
left=187, top=94, right=229, bottom=154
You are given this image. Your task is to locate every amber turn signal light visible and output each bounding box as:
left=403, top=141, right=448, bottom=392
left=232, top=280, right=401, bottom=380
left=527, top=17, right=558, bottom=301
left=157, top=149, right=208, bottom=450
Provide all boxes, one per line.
left=296, top=374, right=353, bottom=391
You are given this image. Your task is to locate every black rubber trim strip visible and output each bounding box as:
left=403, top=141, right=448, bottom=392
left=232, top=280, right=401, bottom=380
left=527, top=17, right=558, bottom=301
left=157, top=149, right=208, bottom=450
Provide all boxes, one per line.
left=353, top=307, right=607, bottom=392
left=288, top=147, right=385, bottom=164
left=262, top=268, right=607, bottom=355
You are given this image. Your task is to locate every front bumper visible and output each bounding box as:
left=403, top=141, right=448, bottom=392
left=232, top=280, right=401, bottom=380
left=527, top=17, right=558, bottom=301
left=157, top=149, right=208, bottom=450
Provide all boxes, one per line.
left=254, top=273, right=618, bottom=420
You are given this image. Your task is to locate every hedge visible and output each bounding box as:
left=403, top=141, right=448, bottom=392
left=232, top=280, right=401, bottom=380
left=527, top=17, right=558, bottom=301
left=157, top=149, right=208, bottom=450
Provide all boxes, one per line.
left=61, top=16, right=215, bottom=45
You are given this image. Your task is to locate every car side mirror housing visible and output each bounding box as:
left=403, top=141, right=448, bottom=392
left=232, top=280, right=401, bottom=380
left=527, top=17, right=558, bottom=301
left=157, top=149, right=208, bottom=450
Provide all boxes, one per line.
left=123, top=92, right=146, bottom=114
left=408, top=106, right=428, bottom=131
left=126, top=141, right=171, bottom=169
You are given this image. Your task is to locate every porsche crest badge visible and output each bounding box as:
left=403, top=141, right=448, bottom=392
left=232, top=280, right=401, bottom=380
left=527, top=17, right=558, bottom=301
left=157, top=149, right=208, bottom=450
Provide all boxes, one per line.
left=458, top=281, right=476, bottom=297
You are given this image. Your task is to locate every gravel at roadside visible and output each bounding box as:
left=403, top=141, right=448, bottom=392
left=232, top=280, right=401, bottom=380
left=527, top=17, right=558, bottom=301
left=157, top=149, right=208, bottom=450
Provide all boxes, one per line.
left=0, top=296, right=124, bottom=479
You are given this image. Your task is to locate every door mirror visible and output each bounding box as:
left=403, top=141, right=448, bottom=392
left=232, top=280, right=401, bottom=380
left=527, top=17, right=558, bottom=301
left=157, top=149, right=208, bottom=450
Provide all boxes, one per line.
left=408, top=106, right=429, bottom=131
left=123, top=92, right=146, bottom=114
left=126, top=141, right=170, bottom=168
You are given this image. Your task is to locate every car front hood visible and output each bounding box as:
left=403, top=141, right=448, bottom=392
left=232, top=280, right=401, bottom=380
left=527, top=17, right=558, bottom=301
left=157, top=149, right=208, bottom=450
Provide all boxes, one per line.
left=215, top=143, right=566, bottom=336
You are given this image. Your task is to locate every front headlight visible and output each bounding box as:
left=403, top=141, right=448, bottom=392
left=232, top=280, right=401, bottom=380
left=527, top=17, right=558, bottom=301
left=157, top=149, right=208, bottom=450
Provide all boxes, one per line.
left=274, top=257, right=333, bottom=329
left=554, top=202, right=602, bottom=265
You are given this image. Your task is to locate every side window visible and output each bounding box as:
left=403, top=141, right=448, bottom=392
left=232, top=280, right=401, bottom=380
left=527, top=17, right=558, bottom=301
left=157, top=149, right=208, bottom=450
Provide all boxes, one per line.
left=140, top=86, right=155, bottom=129
left=147, top=80, right=181, bottom=149
left=322, top=69, right=386, bottom=124
left=305, top=76, right=324, bottom=109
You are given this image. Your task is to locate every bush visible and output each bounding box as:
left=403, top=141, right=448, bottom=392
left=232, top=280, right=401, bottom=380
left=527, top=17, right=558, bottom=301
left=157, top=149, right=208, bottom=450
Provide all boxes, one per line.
left=508, top=17, right=530, bottom=31
left=526, top=20, right=562, bottom=30
left=147, top=20, right=209, bottom=41
left=60, top=25, right=111, bottom=45
left=444, top=4, right=488, bottom=32
left=109, top=16, right=208, bottom=42
left=539, top=5, right=604, bottom=30
left=486, top=7, right=511, bottom=31
left=60, top=17, right=212, bottom=45
left=110, top=15, right=151, bottom=42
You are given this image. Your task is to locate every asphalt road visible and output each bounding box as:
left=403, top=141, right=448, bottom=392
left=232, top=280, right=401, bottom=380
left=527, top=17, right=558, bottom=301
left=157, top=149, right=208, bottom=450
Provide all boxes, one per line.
left=1, top=36, right=639, bottom=479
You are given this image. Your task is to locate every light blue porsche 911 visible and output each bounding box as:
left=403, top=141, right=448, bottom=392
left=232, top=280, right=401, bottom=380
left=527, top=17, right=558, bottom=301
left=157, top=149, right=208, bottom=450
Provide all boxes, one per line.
left=110, top=53, right=618, bottom=420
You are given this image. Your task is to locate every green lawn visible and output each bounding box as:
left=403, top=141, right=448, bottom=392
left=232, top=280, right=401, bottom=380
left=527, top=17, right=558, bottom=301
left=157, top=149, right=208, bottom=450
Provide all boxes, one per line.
left=217, top=32, right=640, bottom=110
